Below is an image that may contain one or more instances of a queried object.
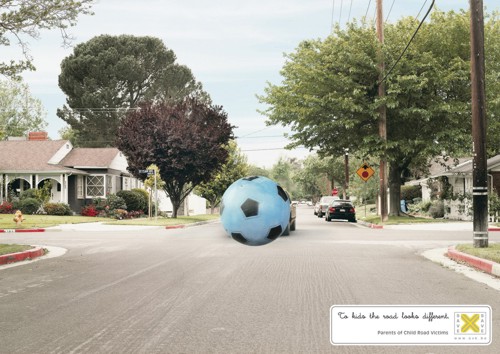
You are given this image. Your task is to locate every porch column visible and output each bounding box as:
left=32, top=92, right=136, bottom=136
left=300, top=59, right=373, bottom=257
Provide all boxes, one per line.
left=5, top=175, right=9, bottom=200
left=63, top=174, right=68, bottom=204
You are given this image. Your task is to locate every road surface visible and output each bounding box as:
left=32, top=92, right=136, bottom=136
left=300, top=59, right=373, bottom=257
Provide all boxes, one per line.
left=0, top=206, right=499, bottom=353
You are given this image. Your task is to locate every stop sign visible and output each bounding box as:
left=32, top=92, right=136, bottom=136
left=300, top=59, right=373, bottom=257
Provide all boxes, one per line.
left=332, top=188, right=338, bottom=196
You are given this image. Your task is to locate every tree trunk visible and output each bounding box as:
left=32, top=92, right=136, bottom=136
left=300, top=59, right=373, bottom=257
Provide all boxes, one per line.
left=389, top=162, right=402, bottom=216
left=171, top=199, right=180, bottom=218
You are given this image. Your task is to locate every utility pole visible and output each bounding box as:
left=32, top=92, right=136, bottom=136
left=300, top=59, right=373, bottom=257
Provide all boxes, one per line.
left=470, top=0, right=488, bottom=248
left=344, top=148, right=349, bottom=200
left=376, top=0, right=388, bottom=221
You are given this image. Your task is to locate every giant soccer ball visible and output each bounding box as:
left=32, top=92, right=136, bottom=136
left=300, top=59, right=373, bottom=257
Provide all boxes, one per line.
left=220, top=176, right=291, bottom=246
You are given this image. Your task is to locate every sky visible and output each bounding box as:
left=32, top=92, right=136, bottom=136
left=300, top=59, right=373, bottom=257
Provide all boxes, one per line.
left=9, top=0, right=500, bottom=167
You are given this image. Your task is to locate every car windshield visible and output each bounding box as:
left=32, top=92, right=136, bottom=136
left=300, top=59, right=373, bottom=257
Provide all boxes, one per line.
left=331, top=201, right=353, bottom=208
left=320, top=196, right=337, bottom=204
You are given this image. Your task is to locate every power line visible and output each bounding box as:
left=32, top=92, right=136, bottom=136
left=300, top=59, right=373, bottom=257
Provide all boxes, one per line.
left=241, top=146, right=309, bottom=152
left=331, top=0, right=336, bottom=32
left=235, top=135, right=285, bottom=139
left=415, top=0, right=428, bottom=20
left=347, top=0, right=353, bottom=22
left=364, top=0, right=372, bottom=20
left=385, top=0, right=396, bottom=22
left=339, top=0, right=343, bottom=24
left=379, top=0, right=435, bottom=84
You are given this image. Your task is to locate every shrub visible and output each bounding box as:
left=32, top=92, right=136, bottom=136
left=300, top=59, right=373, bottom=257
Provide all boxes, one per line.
left=44, top=203, right=72, bottom=216
left=20, top=189, right=38, bottom=200
left=132, top=188, right=149, bottom=212
left=429, top=200, right=444, bottom=219
left=111, top=208, right=128, bottom=220
left=19, top=197, right=41, bottom=214
left=126, top=210, right=144, bottom=219
left=117, top=190, right=145, bottom=212
left=401, top=185, right=422, bottom=202
left=81, top=204, right=98, bottom=217
left=106, top=194, right=127, bottom=210
left=407, top=200, right=431, bottom=215
left=0, top=201, right=14, bottom=214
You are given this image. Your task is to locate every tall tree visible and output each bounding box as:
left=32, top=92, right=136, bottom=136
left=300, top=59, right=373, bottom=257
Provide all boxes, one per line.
left=57, top=35, right=208, bottom=147
left=0, top=79, right=47, bottom=139
left=195, top=141, right=249, bottom=213
left=294, top=154, right=346, bottom=201
left=259, top=10, right=500, bottom=215
left=0, top=0, right=94, bottom=78
left=116, top=98, right=234, bottom=218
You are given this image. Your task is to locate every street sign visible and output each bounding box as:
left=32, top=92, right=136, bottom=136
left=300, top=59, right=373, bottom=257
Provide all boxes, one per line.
left=332, top=188, right=338, bottom=196
left=356, top=162, right=375, bottom=182
left=139, top=169, right=155, bottom=176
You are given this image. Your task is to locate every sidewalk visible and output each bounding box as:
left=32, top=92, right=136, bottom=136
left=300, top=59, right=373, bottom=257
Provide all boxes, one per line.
left=358, top=220, right=500, bottom=278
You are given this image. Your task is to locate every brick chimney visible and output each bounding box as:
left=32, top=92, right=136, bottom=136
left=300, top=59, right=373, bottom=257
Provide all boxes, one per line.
left=28, top=131, right=48, bottom=141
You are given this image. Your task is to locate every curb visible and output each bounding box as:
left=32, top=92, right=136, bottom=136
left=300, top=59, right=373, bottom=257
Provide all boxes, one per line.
left=0, top=246, right=46, bottom=265
left=165, top=219, right=220, bottom=230
left=357, top=220, right=384, bottom=229
left=165, top=225, right=185, bottom=229
left=447, top=246, right=500, bottom=278
left=0, top=228, right=45, bottom=233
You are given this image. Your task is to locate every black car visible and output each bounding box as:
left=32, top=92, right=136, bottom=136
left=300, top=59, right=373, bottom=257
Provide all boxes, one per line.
left=325, top=200, right=356, bottom=222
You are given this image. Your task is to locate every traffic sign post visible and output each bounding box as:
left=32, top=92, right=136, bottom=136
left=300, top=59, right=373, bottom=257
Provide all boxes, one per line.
left=357, top=163, right=375, bottom=182
left=139, top=168, right=158, bottom=219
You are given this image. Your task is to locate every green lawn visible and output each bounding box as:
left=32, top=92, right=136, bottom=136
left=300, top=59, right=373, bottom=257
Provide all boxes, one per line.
left=361, top=215, right=458, bottom=225
left=108, top=214, right=220, bottom=226
left=0, top=244, right=34, bottom=256
left=0, top=213, right=219, bottom=229
left=0, top=214, right=110, bottom=229
left=455, top=243, right=500, bottom=264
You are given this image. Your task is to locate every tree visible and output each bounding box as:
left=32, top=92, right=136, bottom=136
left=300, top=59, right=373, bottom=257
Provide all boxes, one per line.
left=247, top=165, right=270, bottom=178
left=116, top=98, right=234, bottom=218
left=0, top=0, right=94, bottom=78
left=57, top=34, right=208, bottom=147
left=195, top=141, right=249, bottom=213
left=259, top=10, right=500, bottom=216
left=0, top=79, right=47, bottom=139
left=293, top=154, right=346, bottom=201
left=269, top=157, right=303, bottom=198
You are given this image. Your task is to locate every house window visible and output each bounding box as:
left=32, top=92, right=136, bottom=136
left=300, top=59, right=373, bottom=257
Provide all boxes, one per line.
left=87, top=175, right=105, bottom=197
left=123, top=177, right=130, bottom=191
left=106, top=175, right=113, bottom=195
left=77, top=176, right=84, bottom=199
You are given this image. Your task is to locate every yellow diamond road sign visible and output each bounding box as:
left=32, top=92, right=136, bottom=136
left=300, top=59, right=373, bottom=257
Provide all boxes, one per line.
left=357, top=163, right=375, bottom=182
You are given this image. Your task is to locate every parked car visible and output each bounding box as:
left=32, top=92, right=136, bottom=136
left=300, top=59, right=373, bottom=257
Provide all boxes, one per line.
left=325, top=200, right=356, bottom=222
left=282, top=196, right=297, bottom=236
left=317, top=196, right=339, bottom=218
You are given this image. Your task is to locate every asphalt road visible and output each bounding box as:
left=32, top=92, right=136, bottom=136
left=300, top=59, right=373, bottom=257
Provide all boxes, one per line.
left=0, top=206, right=499, bottom=354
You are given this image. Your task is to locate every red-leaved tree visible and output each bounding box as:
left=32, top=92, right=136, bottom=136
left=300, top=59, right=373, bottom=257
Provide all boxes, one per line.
left=116, top=98, right=234, bottom=217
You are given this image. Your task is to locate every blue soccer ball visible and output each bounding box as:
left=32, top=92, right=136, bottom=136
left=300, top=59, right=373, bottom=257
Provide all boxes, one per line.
left=220, top=176, right=291, bottom=246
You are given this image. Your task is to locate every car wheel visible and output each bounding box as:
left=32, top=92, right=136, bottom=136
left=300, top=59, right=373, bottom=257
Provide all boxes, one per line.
left=326, top=216, right=331, bottom=222
left=349, top=218, right=357, bottom=223
left=290, top=220, right=296, bottom=231
left=282, top=223, right=290, bottom=236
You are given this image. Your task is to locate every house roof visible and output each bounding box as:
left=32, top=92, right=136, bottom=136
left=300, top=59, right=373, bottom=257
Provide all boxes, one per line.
left=429, top=154, right=500, bottom=176
left=0, top=140, right=80, bottom=173
left=61, top=148, right=120, bottom=168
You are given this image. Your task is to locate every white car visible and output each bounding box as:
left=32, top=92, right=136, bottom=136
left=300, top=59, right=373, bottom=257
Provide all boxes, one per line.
left=316, top=196, right=339, bottom=218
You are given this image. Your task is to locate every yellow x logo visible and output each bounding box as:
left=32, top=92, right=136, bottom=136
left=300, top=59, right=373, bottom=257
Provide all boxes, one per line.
left=461, top=314, right=480, bottom=333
